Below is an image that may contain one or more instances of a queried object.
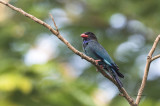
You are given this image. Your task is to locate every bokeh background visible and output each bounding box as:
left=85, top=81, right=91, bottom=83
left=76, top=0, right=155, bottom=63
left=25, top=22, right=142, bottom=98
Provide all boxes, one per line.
left=0, top=0, right=160, bottom=106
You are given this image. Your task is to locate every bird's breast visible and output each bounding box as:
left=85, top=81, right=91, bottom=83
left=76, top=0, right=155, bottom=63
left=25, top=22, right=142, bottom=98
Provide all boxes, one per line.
left=83, top=42, right=99, bottom=60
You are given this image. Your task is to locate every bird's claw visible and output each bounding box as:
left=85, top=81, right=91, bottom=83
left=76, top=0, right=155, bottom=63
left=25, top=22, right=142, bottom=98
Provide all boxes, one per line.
left=95, top=60, right=101, bottom=65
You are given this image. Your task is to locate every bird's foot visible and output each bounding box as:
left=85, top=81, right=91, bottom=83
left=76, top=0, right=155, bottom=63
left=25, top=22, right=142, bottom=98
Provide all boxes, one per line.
left=95, top=60, right=101, bottom=65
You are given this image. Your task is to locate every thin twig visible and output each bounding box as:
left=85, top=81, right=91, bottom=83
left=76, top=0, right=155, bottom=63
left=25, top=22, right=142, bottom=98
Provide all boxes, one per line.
left=49, top=14, right=59, bottom=34
left=135, top=35, right=160, bottom=105
left=151, top=54, right=160, bottom=61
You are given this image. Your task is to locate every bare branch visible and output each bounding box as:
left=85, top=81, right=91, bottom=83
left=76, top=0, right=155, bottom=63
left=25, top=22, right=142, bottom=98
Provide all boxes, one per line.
left=151, top=54, right=160, bottom=61
left=148, top=35, right=160, bottom=56
left=49, top=14, right=59, bottom=34
left=135, top=34, right=160, bottom=105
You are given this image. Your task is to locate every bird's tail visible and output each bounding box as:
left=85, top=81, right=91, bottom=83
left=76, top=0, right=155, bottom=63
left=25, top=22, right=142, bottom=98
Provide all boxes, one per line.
left=110, top=68, right=123, bottom=88
left=116, top=70, right=124, bottom=78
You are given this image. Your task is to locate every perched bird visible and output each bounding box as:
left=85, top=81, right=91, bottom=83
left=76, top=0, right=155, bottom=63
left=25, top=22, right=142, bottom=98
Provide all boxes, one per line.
left=81, top=32, right=124, bottom=87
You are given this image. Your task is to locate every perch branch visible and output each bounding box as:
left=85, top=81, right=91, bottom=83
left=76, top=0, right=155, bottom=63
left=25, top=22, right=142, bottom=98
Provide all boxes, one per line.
left=135, top=34, right=160, bottom=105
left=151, top=54, right=160, bottom=61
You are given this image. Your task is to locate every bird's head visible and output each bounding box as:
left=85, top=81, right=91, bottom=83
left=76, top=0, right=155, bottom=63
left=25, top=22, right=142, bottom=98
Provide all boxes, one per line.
left=80, top=32, right=97, bottom=41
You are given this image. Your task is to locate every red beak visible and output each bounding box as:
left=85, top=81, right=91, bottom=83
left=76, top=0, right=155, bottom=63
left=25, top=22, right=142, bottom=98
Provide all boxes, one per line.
left=80, top=34, right=88, bottom=38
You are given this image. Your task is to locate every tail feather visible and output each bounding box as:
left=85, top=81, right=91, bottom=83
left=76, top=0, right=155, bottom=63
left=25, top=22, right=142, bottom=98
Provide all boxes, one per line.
left=103, top=65, right=123, bottom=87
left=110, top=63, right=124, bottom=78
left=111, top=68, right=123, bottom=88
left=114, top=75, right=123, bottom=87
left=116, top=71, right=124, bottom=78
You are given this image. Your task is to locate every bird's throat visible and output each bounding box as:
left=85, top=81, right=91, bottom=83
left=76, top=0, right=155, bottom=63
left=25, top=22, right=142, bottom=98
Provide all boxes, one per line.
left=83, top=39, right=89, bottom=45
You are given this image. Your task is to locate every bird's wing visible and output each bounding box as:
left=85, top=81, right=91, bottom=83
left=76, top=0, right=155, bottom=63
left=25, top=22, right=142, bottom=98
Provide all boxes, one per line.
left=90, top=41, right=118, bottom=70
left=90, top=41, right=124, bottom=78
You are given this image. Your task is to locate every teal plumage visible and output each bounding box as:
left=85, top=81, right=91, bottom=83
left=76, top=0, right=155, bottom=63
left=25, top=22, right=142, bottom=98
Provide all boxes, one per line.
left=81, top=32, right=124, bottom=87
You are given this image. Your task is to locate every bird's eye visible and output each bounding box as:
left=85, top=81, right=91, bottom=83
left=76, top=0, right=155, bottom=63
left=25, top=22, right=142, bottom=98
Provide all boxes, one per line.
left=86, top=43, right=88, bottom=45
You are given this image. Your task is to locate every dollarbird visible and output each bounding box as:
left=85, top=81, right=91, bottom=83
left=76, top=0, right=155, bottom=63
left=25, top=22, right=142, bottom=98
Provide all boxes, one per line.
left=81, top=32, right=124, bottom=87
